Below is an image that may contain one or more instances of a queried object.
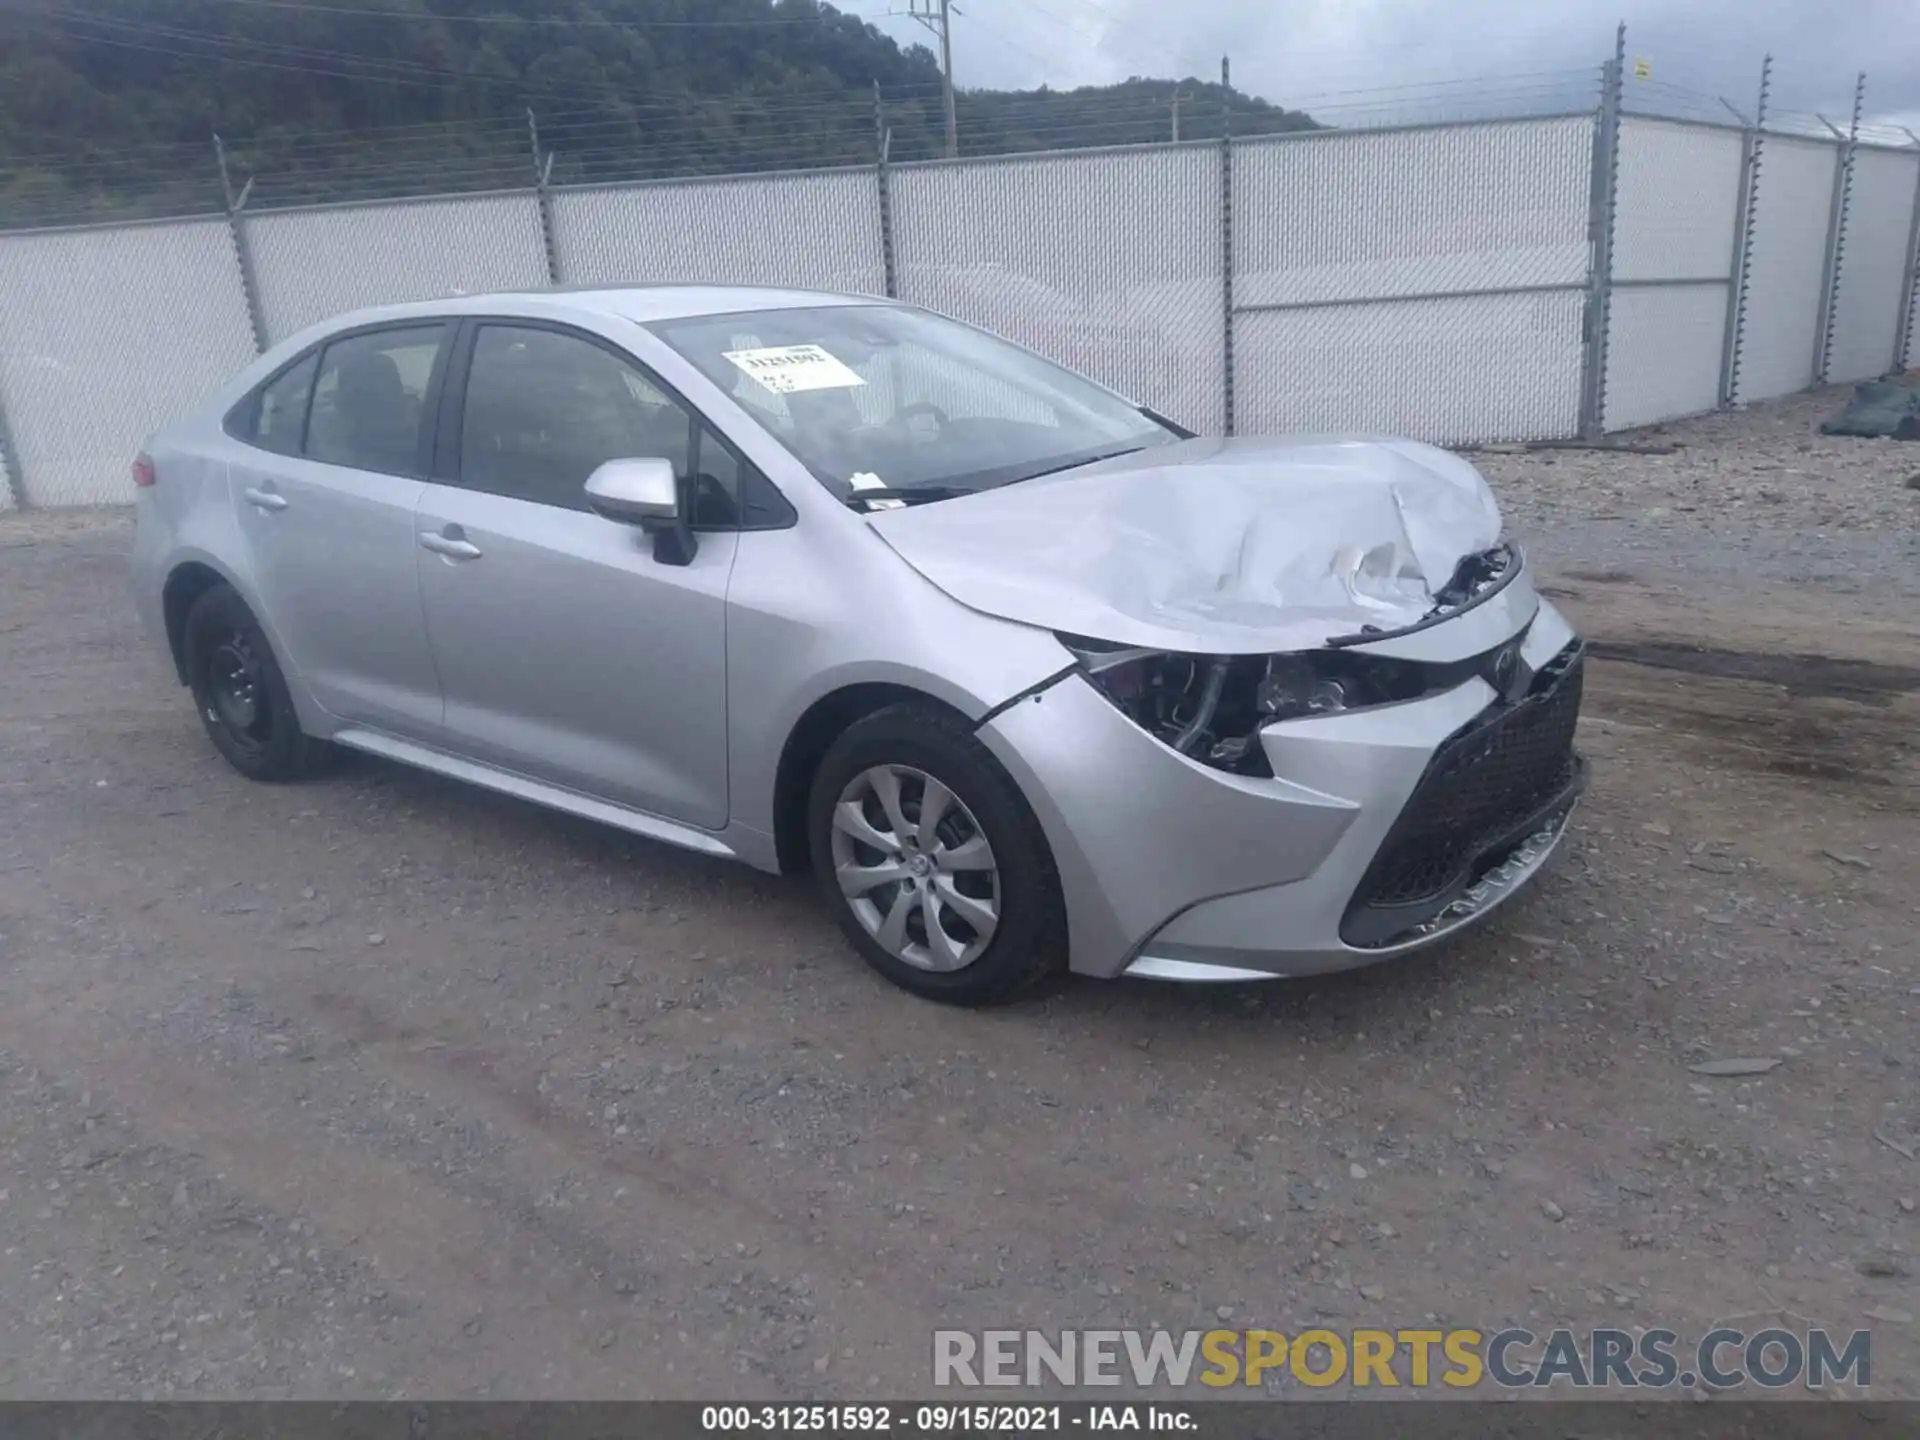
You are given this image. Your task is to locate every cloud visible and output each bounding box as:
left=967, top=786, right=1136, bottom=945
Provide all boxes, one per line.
left=867, top=0, right=1920, bottom=129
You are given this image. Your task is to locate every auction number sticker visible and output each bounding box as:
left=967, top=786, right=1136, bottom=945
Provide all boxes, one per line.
left=723, top=344, right=867, bottom=394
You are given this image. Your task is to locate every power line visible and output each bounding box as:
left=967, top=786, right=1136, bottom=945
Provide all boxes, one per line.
left=906, top=0, right=957, bottom=158
left=26, top=16, right=495, bottom=90
left=51, top=10, right=539, bottom=86
left=0, top=78, right=954, bottom=173
left=31, top=11, right=940, bottom=112
left=952, top=12, right=1062, bottom=80
left=1006, top=0, right=1212, bottom=79
left=37, top=8, right=949, bottom=124
left=56, top=0, right=896, bottom=28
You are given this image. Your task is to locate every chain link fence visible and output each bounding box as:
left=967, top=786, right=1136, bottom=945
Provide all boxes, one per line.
left=892, top=143, right=1225, bottom=434
left=1826, top=146, right=1920, bottom=384
left=1910, top=266, right=1920, bottom=373
left=2, top=84, right=1918, bottom=510
left=1599, top=117, right=1745, bottom=430
left=248, top=191, right=551, bottom=345
left=1232, top=117, right=1593, bottom=443
left=0, top=216, right=258, bottom=507
left=1736, top=136, right=1844, bottom=404
left=551, top=168, right=886, bottom=297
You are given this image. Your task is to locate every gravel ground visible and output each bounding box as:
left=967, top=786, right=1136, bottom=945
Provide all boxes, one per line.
left=0, top=388, right=1916, bottom=1400
left=1478, top=386, right=1920, bottom=609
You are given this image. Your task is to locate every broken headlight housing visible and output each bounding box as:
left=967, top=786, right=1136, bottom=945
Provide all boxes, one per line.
left=1058, top=637, right=1434, bottom=778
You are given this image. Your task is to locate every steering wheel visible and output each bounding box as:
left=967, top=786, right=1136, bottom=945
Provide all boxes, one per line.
left=893, top=401, right=950, bottom=434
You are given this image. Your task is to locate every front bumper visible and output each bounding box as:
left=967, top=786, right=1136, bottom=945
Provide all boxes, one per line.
left=974, top=592, right=1584, bottom=981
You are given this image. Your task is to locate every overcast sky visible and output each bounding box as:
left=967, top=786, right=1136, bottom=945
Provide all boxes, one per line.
left=863, top=0, right=1920, bottom=132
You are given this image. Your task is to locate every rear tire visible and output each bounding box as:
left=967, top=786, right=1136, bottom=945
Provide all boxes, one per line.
left=807, top=703, right=1066, bottom=1005
left=182, top=583, right=329, bottom=782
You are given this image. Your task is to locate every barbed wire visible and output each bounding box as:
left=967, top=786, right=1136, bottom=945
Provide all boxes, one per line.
left=65, top=0, right=901, bottom=28
left=4, top=35, right=1907, bottom=233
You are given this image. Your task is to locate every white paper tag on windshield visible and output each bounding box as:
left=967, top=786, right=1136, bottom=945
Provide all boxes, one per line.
left=847, top=472, right=903, bottom=510
left=723, top=344, right=866, bottom=395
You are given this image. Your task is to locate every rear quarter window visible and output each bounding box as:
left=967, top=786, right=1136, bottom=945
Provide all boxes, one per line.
left=251, top=352, right=318, bottom=456
left=306, top=326, right=446, bottom=476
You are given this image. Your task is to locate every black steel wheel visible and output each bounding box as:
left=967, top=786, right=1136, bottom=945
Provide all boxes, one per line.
left=182, top=583, right=329, bottom=781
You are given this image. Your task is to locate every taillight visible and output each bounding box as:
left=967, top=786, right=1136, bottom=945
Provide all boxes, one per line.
left=132, top=454, right=157, bottom=488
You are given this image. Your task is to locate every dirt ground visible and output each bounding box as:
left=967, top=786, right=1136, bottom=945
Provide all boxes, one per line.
left=0, top=388, right=1916, bottom=1400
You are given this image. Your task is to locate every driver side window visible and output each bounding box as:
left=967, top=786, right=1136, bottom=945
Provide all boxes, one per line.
left=455, top=323, right=793, bottom=530
left=457, top=325, right=693, bottom=510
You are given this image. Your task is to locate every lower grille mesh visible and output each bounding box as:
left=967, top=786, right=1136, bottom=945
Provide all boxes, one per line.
left=1349, top=646, right=1584, bottom=918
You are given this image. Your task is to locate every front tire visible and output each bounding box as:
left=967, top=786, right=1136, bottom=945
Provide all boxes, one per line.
left=182, top=584, right=328, bottom=782
left=807, top=703, right=1066, bottom=1005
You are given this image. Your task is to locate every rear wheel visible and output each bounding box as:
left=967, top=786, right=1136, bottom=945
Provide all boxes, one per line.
left=808, top=703, right=1065, bottom=1005
left=182, top=584, right=328, bottom=782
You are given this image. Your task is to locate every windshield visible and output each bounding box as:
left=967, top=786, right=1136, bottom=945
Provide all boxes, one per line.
left=648, top=304, right=1177, bottom=503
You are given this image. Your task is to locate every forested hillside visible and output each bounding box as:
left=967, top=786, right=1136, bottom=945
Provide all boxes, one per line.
left=0, top=0, right=1316, bottom=224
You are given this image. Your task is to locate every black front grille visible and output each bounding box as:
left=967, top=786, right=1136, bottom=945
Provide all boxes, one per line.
left=1342, top=644, right=1586, bottom=946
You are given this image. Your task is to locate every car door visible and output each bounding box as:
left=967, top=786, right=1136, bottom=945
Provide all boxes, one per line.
left=228, top=323, right=450, bottom=739
left=413, top=320, right=746, bottom=830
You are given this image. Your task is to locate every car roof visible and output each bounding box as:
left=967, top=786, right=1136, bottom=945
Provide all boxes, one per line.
left=320, top=283, right=893, bottom=332
left=207, top=283, right=908, bottom=415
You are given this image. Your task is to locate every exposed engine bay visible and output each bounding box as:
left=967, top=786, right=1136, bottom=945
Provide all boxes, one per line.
left=1423, top=541, right=1517, bottom=622
left=1060, top=544, right=1523, bottom=778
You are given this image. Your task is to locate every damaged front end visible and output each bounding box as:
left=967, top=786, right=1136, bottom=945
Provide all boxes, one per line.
left=1058, top=639, right=1427, bottom=776
left=1059, top=542, right=1525, bottom=778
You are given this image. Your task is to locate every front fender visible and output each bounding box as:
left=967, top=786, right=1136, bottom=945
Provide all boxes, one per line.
left=722, top=524, right=1076, bottom=844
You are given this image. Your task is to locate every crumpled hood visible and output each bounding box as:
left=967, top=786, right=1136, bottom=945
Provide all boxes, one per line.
left=863, top=434, right=1505, bottom=652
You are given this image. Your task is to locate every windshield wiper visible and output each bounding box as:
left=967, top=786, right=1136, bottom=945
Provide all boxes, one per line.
left=1139, top=406, right=1196, bottom=439
left=1007, top=445, right=1147, bottom=486
left=839, top=485, right=976, bottom=510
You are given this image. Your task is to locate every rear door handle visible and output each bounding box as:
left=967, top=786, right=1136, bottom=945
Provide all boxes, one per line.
left=419, top=531, right=482, bottom=560
left=242, top=487, right=288, bottom=511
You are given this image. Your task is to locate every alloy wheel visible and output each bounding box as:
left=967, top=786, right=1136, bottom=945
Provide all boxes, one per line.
left=828, top=763, right=1000, bottom=972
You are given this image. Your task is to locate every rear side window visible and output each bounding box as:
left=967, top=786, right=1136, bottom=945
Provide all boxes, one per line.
left=253, top=352, right=317, bottom=456
left=306, top=325, right=446, bottom=476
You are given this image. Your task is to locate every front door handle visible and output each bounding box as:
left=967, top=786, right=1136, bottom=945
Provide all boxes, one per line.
left=419, top=531, right=482, bottom=560
left=242, top=486, right=288, bottom=511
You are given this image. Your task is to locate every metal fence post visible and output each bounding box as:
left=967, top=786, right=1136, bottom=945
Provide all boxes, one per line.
left=0, top=376, right=24, bottom=511
left=1220, top=56, right=1235, bottom=438
left=1719, top=55, right=1770, bottom=408
left=874, top=82, right=898, bottom=300
left=529, top=110, right=561, bottom=287
left=1813, top=74, right=1866, bottom=385
left=216, top=134, right=270, bottom=354
left=1894, top=134, right=1920, bottom=374
left=1577, top=24, right=1626, bottom=438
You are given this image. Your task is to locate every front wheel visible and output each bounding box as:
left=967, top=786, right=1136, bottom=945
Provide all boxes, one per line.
left=807, top=703, right=1066, bottom=1005
left=181, top=583, right=329, bottom=782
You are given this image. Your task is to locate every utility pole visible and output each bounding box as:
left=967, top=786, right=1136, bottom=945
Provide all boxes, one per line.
left=910, top=0, right=959, bottom=159
left=1169, top=88, right=1191, bottom=143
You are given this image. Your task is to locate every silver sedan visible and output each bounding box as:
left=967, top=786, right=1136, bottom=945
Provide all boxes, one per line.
left=131, top=285, right=1587, bottom=1005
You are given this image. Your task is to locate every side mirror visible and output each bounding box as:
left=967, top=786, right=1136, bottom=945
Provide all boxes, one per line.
left=584, top=457, right=697, bottom=565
